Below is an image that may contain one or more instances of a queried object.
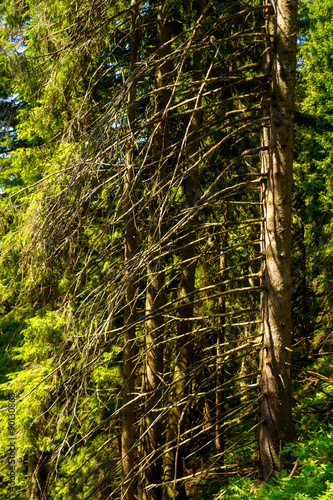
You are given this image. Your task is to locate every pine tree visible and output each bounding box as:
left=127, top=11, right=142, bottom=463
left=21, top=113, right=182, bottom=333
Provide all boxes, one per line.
left=259, top=0, right=297, bottom=480
left=0, top=1, right=301, bottom=498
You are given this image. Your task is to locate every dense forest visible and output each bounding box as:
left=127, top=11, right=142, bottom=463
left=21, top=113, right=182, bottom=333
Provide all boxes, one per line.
left=0, top=0, right=332, bottom=499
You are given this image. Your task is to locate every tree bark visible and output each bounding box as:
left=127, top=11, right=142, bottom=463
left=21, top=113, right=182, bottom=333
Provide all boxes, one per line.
left=122, top=2, right=138, bottom=499
left=163, top=161, right=198, bottom=500
left=28, top=451, right=50, bottom=500
left=215, top=210, right=228, bottom=458
left=163, top=3, right=206, bottom=496
left=259, top=0, right=297, bottom=480
left=143, top=3, right=171, bottom=499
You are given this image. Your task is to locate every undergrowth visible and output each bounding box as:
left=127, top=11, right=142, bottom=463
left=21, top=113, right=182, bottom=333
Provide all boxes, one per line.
left=196, top=356, right=333, bottom=500
left=218, top=434, right=333, bottom=499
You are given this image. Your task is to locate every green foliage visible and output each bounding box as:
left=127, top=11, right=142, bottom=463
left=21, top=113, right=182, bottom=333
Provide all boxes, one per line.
left=299, top=0, right=333, bottom=114
left=293, top=355, right=333, bottom=438
left=216, top=435, right=333, bottom=500
left=0, top=0, right=327, bottom=498
left=12, top=310, right=65, bottom=363
left=0, top=308, right=26, bottom=385
left=293, top=0, right=333, bottom=347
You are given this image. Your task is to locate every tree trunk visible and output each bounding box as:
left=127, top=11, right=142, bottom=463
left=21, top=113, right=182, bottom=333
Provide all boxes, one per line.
left=28, top=451, right=50, bottom=500
left=143, top=3, right=171, bottom=499
left=215, top=209, right=228, bottom=458
left=163, top=2, right=206, bottom=495
left=163, top=167, right=198, bottom=500
left=122, top=2, right=138, bottom=499
left=259, top=0, right=297, bottom=480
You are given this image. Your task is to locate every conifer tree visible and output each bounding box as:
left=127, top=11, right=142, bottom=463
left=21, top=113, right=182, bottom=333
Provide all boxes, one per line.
left=0, top=1, right=302, bottom=498
left=259, top=0, right=297, bottom=480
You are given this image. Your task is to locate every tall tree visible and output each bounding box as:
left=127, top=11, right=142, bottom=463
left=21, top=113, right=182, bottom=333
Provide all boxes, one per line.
left=0, top=1, right=301, bottom=498
left=142, top=2, right=171, bottom=499
left=163, top=2, right=207, bottom=498
left=259, top=0, right=298, bottom=480
left=293, top=0, right=333, bottom=351
left=122, top=2, right=139, bottom=499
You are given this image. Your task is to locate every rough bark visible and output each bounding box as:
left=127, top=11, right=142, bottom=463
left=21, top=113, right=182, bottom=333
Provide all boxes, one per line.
left=259, top=0, right=297, bottom=481
left=143, top=3, right=171, bottom=499
left=121, top=2, right=138, bottom=499
left=163, top=165, right=198, bottom=500
left=163, top=3, right=206, bottom=496
left=215, top=210, right=228, bottom=458
left=28, top=451, right=50, bottom=500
